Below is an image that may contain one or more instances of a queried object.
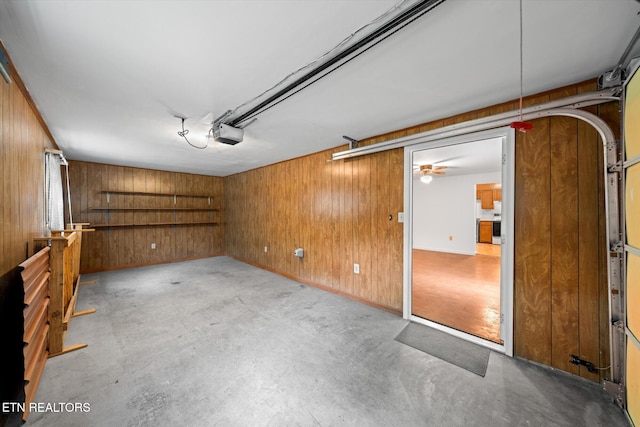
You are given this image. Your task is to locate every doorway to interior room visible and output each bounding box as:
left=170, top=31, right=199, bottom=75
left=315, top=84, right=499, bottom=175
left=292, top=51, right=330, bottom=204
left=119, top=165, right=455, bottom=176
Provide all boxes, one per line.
left=404, top=127, right=514, bottom=354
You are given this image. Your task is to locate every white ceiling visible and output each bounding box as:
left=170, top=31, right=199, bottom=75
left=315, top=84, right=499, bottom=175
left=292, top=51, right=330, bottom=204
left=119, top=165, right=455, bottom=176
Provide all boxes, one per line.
left=1, top=0, right=639, bottom=177
left=412, top=137, right=502, bottom=178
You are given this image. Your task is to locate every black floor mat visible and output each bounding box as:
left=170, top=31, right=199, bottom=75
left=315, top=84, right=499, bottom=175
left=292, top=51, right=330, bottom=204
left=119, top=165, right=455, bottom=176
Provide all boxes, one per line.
left=395, top=322, right=491, bottom=376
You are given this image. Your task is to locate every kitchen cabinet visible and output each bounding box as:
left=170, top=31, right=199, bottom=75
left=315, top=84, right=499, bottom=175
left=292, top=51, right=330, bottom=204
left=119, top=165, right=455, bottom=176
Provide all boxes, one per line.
left=480, top=190, right=494, bottom=209
left=476, top=183, right=502, bottom=209
left=479, top=221, right=493, bottom=243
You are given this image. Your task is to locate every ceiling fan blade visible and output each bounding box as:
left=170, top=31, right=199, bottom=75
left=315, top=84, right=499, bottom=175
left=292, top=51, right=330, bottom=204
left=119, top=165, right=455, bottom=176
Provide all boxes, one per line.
left=432, top=171, right=446, bottom=175
left=433, top=166, right=448, bottom=170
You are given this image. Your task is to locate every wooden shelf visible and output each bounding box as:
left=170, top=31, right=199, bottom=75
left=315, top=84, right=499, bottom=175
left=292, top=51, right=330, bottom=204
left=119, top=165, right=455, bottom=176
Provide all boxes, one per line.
left=92, top=221, right=218, bottom=228
left=90, top=207, right=219, bottom=211
left=100, top=190, right=213, bottom=198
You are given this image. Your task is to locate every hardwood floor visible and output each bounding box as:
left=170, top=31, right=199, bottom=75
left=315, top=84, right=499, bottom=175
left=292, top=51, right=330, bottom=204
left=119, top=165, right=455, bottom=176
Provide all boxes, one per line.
left=476, top=242, right=501, bottom=257
left=412, top=249, right=502, bottom=344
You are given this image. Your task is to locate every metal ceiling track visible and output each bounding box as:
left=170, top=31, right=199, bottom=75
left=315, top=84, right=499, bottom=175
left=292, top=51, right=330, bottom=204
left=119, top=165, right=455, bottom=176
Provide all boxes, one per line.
left=331, top=87, right=620, bottom=160
left=226, top=0, right=447, bottom=127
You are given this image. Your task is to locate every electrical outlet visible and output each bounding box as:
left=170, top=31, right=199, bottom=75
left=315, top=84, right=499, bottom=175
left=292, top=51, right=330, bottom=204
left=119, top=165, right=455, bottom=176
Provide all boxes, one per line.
left=354, top=263, right=360, bottom=274
left=398, top=212, right=405, bottom=223
left=449, top=235, right=453, bottom=241
left=264, top=246, right=268, bottom=253
left=151, top=243, right=156, bottom=249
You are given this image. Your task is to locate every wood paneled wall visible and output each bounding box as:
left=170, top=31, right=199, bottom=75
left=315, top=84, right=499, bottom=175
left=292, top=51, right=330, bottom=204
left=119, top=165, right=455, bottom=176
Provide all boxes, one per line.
left=0, top=46, right=57, bottom=424
left=68, top=161, right=225, bottom=273
left=225, top=149, right=404, bottom=313
left=225, top=80, right=616, bottom=382
left=513, top=85, right=615, bottom=383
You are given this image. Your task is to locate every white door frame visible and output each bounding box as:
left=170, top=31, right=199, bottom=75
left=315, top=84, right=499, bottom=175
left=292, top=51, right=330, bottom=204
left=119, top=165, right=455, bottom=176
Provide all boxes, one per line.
left=403, top=126, right=515, bottom=356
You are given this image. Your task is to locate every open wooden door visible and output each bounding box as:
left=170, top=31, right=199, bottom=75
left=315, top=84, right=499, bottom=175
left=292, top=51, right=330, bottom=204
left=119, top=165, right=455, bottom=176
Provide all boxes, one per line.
left=623, top=60, right=640, bottom=425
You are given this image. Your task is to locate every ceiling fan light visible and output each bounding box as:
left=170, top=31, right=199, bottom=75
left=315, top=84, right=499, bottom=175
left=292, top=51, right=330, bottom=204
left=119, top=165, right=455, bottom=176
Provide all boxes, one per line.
left=420, top=175, right=433, bottom=184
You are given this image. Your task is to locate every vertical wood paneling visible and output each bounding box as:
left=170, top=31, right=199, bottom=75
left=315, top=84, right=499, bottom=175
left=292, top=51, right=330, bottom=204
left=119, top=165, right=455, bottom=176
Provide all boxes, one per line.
left=0, top=56, right=57, bottom=411
left=224, top=145, right=403, bottom=313
left=354, top=155, right=372, bottom=300
left=388, top=148, right=404, bottom=310
left=373, top=151, right=391, bottom=307
left=550, top=89, right=580, bottom=374
left=514, top=116, right=552, bottom=364
left=132, top=167, right=148, bottom=265
left=330, top=150, right=343, bottom=289
left=341, top=157, right=354, bottom=295
left=577, top=82, right=602, bottom=381
left=108, top=165, right=122, bottom=268
left=70, top=161, right=224, bottom=272
left=122, top=166, right=135, bottom=265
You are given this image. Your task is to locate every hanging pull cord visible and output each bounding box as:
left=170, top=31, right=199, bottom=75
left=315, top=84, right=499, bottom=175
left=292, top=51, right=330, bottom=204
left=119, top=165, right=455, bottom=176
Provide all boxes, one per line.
left=510, top=0, right=533, bottom=133
left=178, top=117, right=207, bottom=150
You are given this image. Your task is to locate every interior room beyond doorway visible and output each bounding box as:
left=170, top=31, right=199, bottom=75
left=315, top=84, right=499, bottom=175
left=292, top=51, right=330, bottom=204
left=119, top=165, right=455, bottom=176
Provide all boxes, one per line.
left=410, top=136, right=505, bottom=346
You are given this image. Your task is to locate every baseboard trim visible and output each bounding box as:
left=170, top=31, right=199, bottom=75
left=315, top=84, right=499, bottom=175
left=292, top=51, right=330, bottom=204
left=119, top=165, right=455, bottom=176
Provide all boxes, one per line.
left=80, top=253, right=225, bottom=274
left=228, top=255, right=402, bottom=317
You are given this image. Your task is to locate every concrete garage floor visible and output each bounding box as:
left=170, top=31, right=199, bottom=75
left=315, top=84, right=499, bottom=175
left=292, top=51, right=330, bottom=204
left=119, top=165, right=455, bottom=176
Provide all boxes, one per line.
left=29, top=257, right=626, bottom=426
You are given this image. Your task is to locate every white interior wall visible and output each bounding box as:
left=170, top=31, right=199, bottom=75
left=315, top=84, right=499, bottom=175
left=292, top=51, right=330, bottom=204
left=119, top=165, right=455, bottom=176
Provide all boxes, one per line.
left=413, top=171, right=501, bottom=254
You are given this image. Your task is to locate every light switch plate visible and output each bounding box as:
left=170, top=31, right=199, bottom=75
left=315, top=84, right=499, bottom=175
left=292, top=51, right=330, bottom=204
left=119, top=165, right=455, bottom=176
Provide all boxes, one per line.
left=398, top=212, right=404, bottom=223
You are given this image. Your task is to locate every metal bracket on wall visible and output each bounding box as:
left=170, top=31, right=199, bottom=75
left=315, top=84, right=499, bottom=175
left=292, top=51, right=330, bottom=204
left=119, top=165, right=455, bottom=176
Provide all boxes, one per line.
left=603, top=380, right=626, bottom=407
left=608, top=161, right=623, bottom=173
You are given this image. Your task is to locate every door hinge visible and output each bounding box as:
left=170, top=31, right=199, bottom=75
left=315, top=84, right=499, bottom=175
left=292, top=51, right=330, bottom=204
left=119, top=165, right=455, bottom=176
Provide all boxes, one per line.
left=502, top=154, right=507, bottom=165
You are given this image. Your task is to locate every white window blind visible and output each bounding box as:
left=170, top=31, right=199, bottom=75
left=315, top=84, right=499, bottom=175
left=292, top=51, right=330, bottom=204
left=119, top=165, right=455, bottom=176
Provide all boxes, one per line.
left=45, top=152, right=64, bottom=231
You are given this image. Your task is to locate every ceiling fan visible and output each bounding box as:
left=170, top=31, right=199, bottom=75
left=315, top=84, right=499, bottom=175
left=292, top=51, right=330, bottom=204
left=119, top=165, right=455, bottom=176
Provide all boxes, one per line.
left=418, top=164, right=447, bottom=175
left=414, top=164, right=447, bottom=184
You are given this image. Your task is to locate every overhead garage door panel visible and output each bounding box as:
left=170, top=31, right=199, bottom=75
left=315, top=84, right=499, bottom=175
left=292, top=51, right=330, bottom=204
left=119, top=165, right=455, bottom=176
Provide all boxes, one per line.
left=629, top=252, right=640, bottom=336
left=627, top=336, right=640, bottom=425
left=625, top=63, right=640, bottom=426
left=626, top=64, right=640, bottom=159
left=627, top=164, right=640, bottom=247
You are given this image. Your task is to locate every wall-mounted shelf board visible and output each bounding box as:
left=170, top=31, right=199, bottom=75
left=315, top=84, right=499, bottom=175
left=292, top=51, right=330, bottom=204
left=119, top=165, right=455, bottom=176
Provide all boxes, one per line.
left=99, top=190, right=213, bottom=198
left=90, top=207, right=219, bottom=211
left=92, top=221, right=219, bottom=228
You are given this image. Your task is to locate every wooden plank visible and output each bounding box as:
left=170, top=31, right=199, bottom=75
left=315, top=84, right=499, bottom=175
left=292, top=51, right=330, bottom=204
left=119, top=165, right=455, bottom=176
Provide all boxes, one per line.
left=549, top=90, right=580, bottom=374
left=108, top=165, right=122, bottom=268
left=514, top=116, right=552, bottom=364
left=388, top=148, right=404, bottom=311
left=298, top=154, right=312, bottom=279
left=174, top=172, right=189, bottom=260
left=374, top=151, right=391, bottom=307
left=122, top=166, right=135, bottom=266
left=47, top=237, right=68, bottom=355
left=576, top=102, right=601, bottom=382
left=340, top=157, right=354, bottom=295
left=49, top=343, right=88, bottom=358
left=72, top=308, right=96, bottom=317
left=146, top=169, right=160, bottom=263
left=354, top=154, right=372, bottom=300
left=330, top=148, right=343, bottom=289
left=158, top=171, right=175, bottom=261
left=316, top=152, right=332, bottom=286
left=132, top=168, right=148, bottom=266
